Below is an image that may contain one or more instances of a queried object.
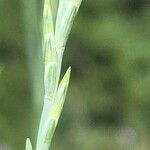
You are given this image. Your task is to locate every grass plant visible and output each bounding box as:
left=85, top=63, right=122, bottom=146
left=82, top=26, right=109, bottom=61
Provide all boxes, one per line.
left=25, top=0, right=82, bottom=150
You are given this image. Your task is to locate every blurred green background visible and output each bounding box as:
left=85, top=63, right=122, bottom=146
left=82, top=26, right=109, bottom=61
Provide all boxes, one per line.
left=0, top=0, right=150, bottom=149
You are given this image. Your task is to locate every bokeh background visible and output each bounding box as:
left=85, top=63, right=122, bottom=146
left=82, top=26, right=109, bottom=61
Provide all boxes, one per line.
left=0, top=0, right=150, bottom=149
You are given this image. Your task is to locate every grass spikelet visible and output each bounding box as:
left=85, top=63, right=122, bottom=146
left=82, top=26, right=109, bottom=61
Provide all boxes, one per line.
left=25, top=0, right=82, bottom=150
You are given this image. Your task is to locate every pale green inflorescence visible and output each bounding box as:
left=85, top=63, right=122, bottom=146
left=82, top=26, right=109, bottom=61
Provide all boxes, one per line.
left=25, top=0, right=82, bottom=150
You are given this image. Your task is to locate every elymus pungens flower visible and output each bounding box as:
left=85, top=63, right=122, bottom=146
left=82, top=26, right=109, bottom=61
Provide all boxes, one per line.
left=25, top=0, right=82, bottom=150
